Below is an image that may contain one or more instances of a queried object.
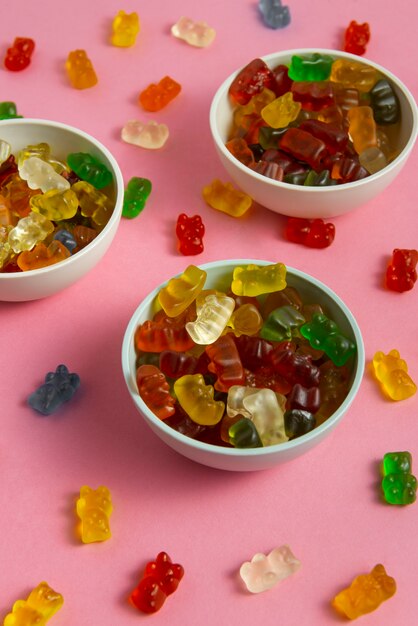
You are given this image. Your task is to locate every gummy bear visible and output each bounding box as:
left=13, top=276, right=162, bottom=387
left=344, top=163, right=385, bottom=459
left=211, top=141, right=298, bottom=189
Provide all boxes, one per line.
left=229, top=58, right=276, bottom=106
left=28, top=364, right=80, bottom=415
left=30, top=188, right=79, bottom=220
left=176, top=213, right=205, bottom=255
left=332, top=564, right=396, bottom=619
left=17, top=240, right=71, bottom=271
left=76, top=485, right=113, bottom=543
left=206, top=333, right=246, bottom=392
left=72, top=180, right=113, bottom=226
left=122, top=177, right=152, bottom=218
left=288, top=53, right=334, bottom=82
left=139, top=76, right=181, bottom=112
left=111, top=10, right=140, bottom=47
left=136, top=364, right=176, bottom=419
left=258, top=0, right=291, bottom=29
left=130, top=552, right=184, bottom=614
left=229, top=416, right=263, bottom=448
left=300, top=313, right=356, bottom=366
left=3, top=581, right=63, bottom=626
left=171, top=16, right=216, bottom=48
left=261, top=92, right=301, bottom=128
left=241, top=387, right=288, bottom=445
left=158, top=265, right=206, bottom=317
left=19, top=156, right=70, bottom=193
left=202, top=179, right=252, bottom=217
left=240, top=545, right=301, bottom=593
left=8, top=212, right=54, bottom=253
left=370, top=80, right=400, bottom=125
left=284, top=217, right=336, bottom=248
left=174, top=374, right=225, bottom=425
left=65, top=50, right=98, bottom=89
left=231, top=263, right=287, bottom=297
left=121, top=119, right=169, bottom=149
left=4, top=37, right=35, bottom=71
left=382, top=472, right=417, bottom=505
left=66, top=153, right=112, bottom=189
left=344, top=21, right=370, bottom=56
left=372, top=349, right=417, bottom=401
left=385, top=248, right=417, bottom=292
left=186, top=293, right=235, bottom=344
left=0, top=101, right=23, bottom=120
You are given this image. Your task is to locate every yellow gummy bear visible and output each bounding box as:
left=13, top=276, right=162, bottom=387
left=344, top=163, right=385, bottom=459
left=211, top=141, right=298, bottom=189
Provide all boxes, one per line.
left=30, top=188, right=79, bottom=221
left=158, top=265, right=207, bottom=317
left=332, top=564, right=396, bottom=619
left=111, top=10, right=140, bottom=47
left=372, top=349, right=417, bottom=401
left=231, top=263, right=287, bottom=297
left=202, top=179, right=252, bottom=217
left=261, top=92, right=301, bottom=129
left=174, top=374, right=225, bottom=425
left=76, top=485, right=113, bottom=543
left=3, top=582, right=63, bottom=626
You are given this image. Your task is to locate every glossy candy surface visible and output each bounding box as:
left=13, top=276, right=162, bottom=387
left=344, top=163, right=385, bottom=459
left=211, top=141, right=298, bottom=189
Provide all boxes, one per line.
left=176, top=213, right=205, bottom=255
left=285, top=217, right=335, bottom=248
left=300, top=312, right=356, bottom=366
left=372, top=349, right=417, bottom=401
left=3, top=581, right=63, bottom=625
left=111, top=10, right=139, bottom=47
left=202, top=179, right=252, bottom=217
left=258, top=0, right=291, bottom=29
left=385, top=248, right=417, bottom=292
left=65, top=50, right=98, bottom=89
left=139, top=76, right=181, bottom=112
left=171, top=16, right=216, bottom=48
left=240, top=545, right=301, bottom=593
left=76, top=485, right=113, bottom=543
left=121, top=119, right=169, bottom=149
left=28, top=364, right=80, bottom=415
left=332, top=564, right=396, bottom=619
left=381, top=450, right=417, bottom=505
left=122, top=177, right=152, bottom=218
left=67, top=153, right=112, bottom=189
left=344, top=21, right=370, bottom=56
left=130, top=552, right=184, bottom=613
left=4, top=37, right=35, bottom=71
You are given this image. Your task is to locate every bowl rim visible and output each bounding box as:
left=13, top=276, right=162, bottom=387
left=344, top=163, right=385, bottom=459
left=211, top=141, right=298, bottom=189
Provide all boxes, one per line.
left=209, top=47, right=418, bottom=194
left=0, top=117, right=124, bottom=280
left=121, top=259, right=365, bottom=459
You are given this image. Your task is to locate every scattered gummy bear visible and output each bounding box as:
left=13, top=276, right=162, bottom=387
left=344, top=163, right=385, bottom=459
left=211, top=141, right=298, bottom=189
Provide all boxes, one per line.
left=332, top=564, right=396, bottom=619
left=171, top=16, right=216, bottom=48
left=285, top=217, right=335, bottom=248
left=381, top=450, right=417, bottom=505
left=259, top=0, right=291, bottom=30
left=28, top=364, right=80, bottom=415
left=372, top=349, right=417, bottom=401
left=4, top=37, right=35, bottom=71
left=344, top=20, right=370, bottom=56
left=121, top=119, right=169, bottom=149
left=76, top=485, right=113, bottom=543
left=176, top=213, right=205, bottom=255
left=202, top=179, right=252, bottom=217
left=130, top=552, right=184, bottom=614
left=111, top=10, right=140, bottom=47
left=385, top=248, right=417, bottom=292
left=239, top=545, right=301, bottom=593
left=65, top=50, right=98, bottom=89
left=139, top=76, right=181, bottom=112
left=3, top=581, right=64, bottom=626
left=0, top=101, right=23, bottom=120
left=122, top=177, right=152, bottom=218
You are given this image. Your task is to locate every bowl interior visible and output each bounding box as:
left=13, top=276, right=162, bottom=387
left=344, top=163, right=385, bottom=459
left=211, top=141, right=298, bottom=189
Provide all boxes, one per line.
left=212, top=48, right=417, bottom=167
left=122, top=260, right=365, bottom=468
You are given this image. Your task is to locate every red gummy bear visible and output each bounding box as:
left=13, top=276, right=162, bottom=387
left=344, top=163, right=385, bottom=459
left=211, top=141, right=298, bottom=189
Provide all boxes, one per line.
left=228, top=58, right=276, bottom=105
left=130, top=552, right=184, bottom=614
left=385, top=248, right=418, bottom=292
left=176, top=213, right=205, bottom=255
left=4, top=37, right=35, bottom=71
left=344, top=21, right=370, bottom=56
left=285, top=217, right=335, bottom=249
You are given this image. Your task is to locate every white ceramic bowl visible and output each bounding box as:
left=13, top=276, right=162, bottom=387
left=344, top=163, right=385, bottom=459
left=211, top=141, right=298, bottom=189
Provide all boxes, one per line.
left=209, top=48, right=418, bottom=218
left=0, top=118, right=124, bottom=301
left=122, top=259, right=365, bottom=471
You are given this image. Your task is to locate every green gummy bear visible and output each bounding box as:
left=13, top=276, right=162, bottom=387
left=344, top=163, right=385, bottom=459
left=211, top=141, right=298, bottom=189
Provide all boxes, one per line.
left=0, top=101, right=23, bottom=120
left=67, top=152, right=112, bottom=189
left=288, top=53, right=334, bottom=82
left=122, top=177, right=152, bottom=218
left=383, top=451, right=412, bottom=476
left=300, top=312, right=356, bottom=366
left=382, top=473, right=417, bottom=505
left=229, top=417, right=263, bottom=448
left=260, top=305, right=305, bottom=342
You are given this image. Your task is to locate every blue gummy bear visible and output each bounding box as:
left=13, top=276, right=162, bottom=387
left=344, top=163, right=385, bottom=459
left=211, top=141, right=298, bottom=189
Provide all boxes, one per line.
left=28, top=364, right=80, bottom=415
left=54, top=229, right=77, bottom=253
left=259, top=0, right=291, bottom=29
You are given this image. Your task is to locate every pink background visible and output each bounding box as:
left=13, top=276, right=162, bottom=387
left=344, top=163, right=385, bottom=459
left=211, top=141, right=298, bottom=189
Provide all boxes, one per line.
left=1, top=1, right=417, bottom=624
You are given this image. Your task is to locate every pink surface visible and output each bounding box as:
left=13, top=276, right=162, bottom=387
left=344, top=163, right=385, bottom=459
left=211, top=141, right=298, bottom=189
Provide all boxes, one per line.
left=1, top=1, right=417, bottom=624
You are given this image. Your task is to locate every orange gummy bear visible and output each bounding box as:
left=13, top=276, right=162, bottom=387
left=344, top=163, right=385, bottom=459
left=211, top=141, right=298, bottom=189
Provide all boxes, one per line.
left=17, top=240, right=70, bottom=270
left=138, top=76, right=181, bottom=112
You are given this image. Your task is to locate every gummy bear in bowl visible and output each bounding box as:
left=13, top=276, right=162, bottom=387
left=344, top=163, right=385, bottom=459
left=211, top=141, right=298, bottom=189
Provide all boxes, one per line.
left=0, top=118, right=124, bottom=301
left=209, top=49, right=418, bottom=218
left=122, top=259, right=365, bottom=471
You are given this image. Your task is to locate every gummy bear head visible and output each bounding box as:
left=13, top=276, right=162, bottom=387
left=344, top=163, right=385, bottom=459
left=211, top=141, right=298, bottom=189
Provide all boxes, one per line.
left=27, top=582, right=63, bottom=619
